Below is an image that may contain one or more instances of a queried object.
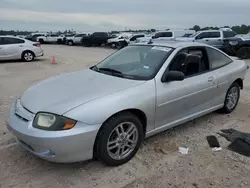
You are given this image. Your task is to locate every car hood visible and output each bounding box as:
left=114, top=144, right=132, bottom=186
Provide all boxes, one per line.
left=21, top=69, right=145, bottom=115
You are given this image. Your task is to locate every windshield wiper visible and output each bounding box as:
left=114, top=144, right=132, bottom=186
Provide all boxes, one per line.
left=96, top=67, right=125, bottom=78
left=91, top=66, right=135, bottom=79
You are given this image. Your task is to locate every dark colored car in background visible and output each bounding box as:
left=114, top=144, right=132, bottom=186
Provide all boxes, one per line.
left=81, top=32, right=109, bottom=47
left=25, top=34, right=45, bottom=42
left=223, top=37, right=250, bottom=59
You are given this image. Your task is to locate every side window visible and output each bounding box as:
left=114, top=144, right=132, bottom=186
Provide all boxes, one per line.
left=169, top=47, right=209, bottom=77
left=0, top=38, right=3, bottom=45
left=130, top=36, right=137, bottom=41
left=1, top=37, right=24, bottom=45
left=196, top=32, right=210, bottom=39
left=209, top=32, right=221, bottom=38
left=75, top=34, right=86, bottom=37
left=154, top=32, right=164, bottom=38
left=206, top=47, right=232, bottom=69
left=162, top=32, right=173, bottom=37
left=223, top=31, right=237, bottom=38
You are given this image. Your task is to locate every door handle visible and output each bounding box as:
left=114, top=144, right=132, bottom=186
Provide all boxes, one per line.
left=208, top=77, right=214, bottom=82
left=205, top=40, right=209, bottom=41
left=19, top=45, right=24, bottom=47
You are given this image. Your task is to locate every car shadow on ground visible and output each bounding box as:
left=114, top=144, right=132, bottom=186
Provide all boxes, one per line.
left=0, top=58, right=46, bottom=64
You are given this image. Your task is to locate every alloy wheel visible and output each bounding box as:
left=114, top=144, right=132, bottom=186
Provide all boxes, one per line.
left=107, top=122, right=139, bottom=160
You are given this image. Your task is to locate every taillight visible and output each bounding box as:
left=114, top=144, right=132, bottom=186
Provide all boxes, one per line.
left=33, top=42, right=41, bottom=47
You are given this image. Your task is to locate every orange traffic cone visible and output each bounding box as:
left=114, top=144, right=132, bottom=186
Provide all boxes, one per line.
left=52, top=56, right=57, bottom=64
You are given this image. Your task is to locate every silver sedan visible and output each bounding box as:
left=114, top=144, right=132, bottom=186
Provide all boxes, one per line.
left=7, top=41, right=248, bottom=166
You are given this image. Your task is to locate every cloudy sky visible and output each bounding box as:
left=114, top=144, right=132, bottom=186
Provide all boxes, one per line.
left=0, top=0, right=250, bottom=32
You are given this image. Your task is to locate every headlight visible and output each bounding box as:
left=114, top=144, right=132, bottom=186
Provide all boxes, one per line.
left=229, top=41, right=238, bottom=45
left=33, top=112, right=77, bottom=131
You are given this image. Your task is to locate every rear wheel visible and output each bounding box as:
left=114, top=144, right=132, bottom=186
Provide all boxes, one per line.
left=68, top=40, right=73, bottom=46
left=236, top=47, right=250, bottom=59
left=221, top=82, right=240, bottom=113
left=111, top=42, right=117, bottom=48
left=95, top=112, right=144, bottom=166
left=22, top=51, right=34, bottom=62
left=39, top=39, right=44, bottom=44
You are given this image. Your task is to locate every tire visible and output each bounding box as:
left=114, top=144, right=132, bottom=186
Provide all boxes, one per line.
left=95, top=112, right=144, bottom=166
left=68, top=41, right=73, bottom=46
left=236, top=47, right=250, bottom=59
left=22, top=51, right=35, bottom=62
left=111, top=42, right=117, bottom=48
left=39, top=39, right=44, bottom=44
left=57, top=39, right=63, bottom=44
left=221, top=82, right=240, bottom=113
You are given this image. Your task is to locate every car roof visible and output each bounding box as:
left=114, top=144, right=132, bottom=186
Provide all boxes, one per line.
left=134, top=40, right=210, bottom=48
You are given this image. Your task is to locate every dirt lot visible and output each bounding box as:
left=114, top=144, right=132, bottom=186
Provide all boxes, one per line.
left=1, top=44, right=250, bottom=188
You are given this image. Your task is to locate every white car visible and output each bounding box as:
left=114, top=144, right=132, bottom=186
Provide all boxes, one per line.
left=66, top=34, right=87, bottom=45
left=37, top=34, right=64, bottom=44
left=177, top=29, right=237, bottom=49
left=107, top=33, right=146, bottom=48
left=0, top=36, right=43, bottom=62
left=136, top=30, right=195, bottom=44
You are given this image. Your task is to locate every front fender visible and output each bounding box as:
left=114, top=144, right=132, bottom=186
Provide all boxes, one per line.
left=63, top=80, right=156, bottom=132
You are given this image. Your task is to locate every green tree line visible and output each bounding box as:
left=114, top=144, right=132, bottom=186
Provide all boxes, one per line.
left=190, top=24, right=250, bottom=34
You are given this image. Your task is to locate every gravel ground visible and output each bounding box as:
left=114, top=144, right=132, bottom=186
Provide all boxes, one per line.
left=1, top=44, right=250, bottom=188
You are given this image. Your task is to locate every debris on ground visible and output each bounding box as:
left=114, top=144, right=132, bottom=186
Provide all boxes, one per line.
left=178, top=147, right=189, bottom=154
left=219, top=129, right=250, bottom=156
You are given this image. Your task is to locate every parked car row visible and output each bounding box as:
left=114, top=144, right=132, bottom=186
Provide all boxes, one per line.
left=0, top=28, right=249, bottom=62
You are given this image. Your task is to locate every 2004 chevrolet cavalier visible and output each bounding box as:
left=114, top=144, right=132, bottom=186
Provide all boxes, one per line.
left=7, top=41, right=248, bottom=166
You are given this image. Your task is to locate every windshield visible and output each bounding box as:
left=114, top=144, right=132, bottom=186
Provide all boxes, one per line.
left=92, top=45, right=173, bottom=80
left=189, top=32, right=200, bottom=38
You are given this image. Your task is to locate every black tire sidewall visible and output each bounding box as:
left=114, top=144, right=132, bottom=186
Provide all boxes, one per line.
left=223, top=82, right=240, bottom=113
left=96, top=112, right=144, bottom=166
left=236, top=47, right=249, bottom=59
left=22, top=51, right=34, bottom=62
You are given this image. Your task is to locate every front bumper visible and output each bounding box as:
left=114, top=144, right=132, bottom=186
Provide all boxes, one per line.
left=7, top=104, right=101, bottom=163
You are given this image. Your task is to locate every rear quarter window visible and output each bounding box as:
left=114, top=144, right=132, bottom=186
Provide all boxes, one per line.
left=206, top=47, right=232, bottom=69
left=223, top=31, right=237, bottom=38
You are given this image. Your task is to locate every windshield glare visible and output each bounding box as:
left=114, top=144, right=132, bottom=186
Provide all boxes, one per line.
left=189, top=32, right=200, bottom=38
left=95, top=45, right=173, bottom=80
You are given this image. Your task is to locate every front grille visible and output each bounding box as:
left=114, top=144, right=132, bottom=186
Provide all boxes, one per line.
left=15, top=113, right=29, bottom=122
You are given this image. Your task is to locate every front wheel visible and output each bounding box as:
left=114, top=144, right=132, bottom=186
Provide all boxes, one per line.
left=221, top=82, right=240, bottom=113
left=236, top=47, right=250, bottom=59
left=95, top=112, right=144, bottom=166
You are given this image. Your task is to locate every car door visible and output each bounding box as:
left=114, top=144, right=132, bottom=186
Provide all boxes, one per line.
left=195, top=32, right=211, bottom=45
left=205, top=47, right=234, bottom=106
left=155, top=47, right=218, bottom=129
left=208, top=31, right=222, bottom=48
left=0, top=37, right=24, bottom=60
left=74, top=34, right=85, bottom=44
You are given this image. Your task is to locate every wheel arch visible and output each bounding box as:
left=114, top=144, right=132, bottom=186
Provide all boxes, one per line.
left=93, top=108, right=147, bottom=158
left=234, top=78, right=243, bottom=89
left=21, top=50, right=35, bottom=58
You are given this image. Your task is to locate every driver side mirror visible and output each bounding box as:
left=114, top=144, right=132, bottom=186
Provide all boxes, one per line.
left=161, top=71, right=185, bottom=82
